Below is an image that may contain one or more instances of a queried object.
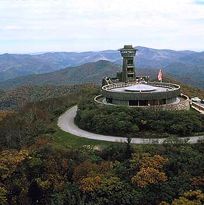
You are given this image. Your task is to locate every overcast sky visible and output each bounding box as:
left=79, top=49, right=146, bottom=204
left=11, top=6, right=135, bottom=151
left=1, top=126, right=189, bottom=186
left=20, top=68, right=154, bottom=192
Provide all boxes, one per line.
left=0, top=0, right=204, bottom=53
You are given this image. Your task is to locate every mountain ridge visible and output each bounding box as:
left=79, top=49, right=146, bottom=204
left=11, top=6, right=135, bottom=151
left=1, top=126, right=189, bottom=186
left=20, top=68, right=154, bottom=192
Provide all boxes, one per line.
left=0, top=46, right=203, bottom=88
left=0, top=60, right=121, bottom=89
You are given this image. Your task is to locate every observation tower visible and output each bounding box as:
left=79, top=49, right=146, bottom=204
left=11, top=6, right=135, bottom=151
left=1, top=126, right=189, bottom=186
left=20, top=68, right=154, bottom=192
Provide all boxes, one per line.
left=95, top=45, right=190, bottom=111
left=119, top=45, right=137, bottom=82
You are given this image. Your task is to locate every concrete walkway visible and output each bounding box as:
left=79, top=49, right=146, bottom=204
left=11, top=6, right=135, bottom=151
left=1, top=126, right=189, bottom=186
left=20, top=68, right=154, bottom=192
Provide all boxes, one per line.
left=191, top=102, right=204, bottom=114
left=57, top=106, right=204, bottom=144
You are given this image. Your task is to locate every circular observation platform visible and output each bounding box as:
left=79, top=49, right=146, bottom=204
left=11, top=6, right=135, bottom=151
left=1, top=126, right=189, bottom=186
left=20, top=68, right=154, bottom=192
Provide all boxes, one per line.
left=94, top=82, right=190, bottom=111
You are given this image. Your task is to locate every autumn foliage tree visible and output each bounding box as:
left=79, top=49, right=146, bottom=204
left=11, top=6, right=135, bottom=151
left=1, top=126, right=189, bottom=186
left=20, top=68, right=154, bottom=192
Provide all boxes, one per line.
left=79, top=176, right=102, bottom=192
left=0, top=149, right=29, bottom=180
left=131, top=155, right=168, bottom=187
left=160, top=190, right=204, bottom=205
left=73, top=161, right=112, bottom=182
left=72, top=160, right=113, bottom=193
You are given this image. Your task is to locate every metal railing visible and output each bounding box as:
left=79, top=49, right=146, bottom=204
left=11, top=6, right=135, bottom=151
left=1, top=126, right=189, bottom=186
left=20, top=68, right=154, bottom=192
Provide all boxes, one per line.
left=102, top=81, right=180, bottom=92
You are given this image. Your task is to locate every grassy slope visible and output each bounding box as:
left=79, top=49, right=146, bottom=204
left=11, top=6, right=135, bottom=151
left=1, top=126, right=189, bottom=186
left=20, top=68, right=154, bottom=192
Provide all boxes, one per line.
left=52, top=127, right=114, bottom=149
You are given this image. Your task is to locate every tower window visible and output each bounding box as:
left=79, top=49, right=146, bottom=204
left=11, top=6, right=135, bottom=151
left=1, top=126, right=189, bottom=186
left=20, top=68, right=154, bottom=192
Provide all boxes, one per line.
left=127, top=67, right=134, bottom=72
left=127, top=59, right=133, bottom=65
left=128, top=74, right=134, bottom=78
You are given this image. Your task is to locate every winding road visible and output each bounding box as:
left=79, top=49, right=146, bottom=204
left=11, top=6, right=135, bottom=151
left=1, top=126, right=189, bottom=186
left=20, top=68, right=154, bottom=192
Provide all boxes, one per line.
left=57, top=106, right=204, bottom=144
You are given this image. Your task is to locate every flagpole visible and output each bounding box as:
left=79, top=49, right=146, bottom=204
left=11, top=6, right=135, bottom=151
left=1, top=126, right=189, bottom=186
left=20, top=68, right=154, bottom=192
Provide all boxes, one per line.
left=161, top=69, right=163, bottom=82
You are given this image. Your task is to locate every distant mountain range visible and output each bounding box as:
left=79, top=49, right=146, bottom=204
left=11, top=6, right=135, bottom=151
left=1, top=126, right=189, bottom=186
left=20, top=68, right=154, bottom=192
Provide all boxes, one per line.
left=0, top=61, right=160, bottom=90
left=0, top=50, right=120, bottom=82
left=0, top=61, right=119, bottom=89
left=0, top=46, right=203, bottom=89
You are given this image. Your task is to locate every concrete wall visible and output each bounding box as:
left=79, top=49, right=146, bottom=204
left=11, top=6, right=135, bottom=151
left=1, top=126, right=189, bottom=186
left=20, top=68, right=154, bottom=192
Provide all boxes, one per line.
left=137, top=95, right=190, bottom=111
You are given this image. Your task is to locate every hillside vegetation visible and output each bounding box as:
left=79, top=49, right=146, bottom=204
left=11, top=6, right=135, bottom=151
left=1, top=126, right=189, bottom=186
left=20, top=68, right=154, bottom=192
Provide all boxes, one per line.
left=75, top=97, right=204, bottom=138
left=0, top=73, right=203, bottom=112
left=164, top=77, right=204, bottom=99
left=0, top=85, right=99, bottom=149
left=0, top=85, right=203, bottom=205
left=0, top=84, right=97, bottom=110
left=0, top=111, right=14, bottom=121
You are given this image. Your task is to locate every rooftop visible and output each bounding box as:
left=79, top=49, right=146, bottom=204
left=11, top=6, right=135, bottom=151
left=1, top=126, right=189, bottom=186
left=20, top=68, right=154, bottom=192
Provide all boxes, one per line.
left=125, top=84, right=157, bottom=92
left=111, top=83, right=169, bottom=93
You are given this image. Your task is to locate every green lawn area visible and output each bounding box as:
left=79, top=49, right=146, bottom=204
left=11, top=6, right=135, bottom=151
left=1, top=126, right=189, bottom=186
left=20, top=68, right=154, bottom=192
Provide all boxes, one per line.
left=51, top=125, right=166, bottom=154
left=52, top=126, right=115, bottom=149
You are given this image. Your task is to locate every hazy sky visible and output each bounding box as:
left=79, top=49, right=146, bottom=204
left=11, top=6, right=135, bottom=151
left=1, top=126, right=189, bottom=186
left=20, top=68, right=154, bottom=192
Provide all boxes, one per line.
left=0, top=0, right=204, bottom=53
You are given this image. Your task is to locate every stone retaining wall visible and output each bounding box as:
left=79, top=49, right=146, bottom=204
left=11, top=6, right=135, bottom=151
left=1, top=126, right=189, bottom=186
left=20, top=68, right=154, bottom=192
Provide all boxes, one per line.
left=150, top=96, right=190, bottom=111
left=94, top=94, right=190, bottom=111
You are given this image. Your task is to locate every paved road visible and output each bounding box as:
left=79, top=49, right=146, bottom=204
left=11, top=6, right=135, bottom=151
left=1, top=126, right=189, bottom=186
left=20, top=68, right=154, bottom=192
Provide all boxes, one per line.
left=57, top=106, right=204, bottom=144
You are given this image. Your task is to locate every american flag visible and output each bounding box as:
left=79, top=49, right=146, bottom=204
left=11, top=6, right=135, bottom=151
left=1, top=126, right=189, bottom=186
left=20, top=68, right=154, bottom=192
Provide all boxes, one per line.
left=158, top=69, right=163, bottom=82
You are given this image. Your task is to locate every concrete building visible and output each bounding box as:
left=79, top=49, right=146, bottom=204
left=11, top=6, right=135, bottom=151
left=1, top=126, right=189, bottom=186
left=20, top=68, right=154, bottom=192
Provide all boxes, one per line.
left=95, top=45, right=190, bottom=111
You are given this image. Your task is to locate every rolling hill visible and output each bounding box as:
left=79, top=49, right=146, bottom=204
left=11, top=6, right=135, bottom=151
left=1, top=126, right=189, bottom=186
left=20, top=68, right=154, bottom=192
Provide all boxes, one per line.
left=1, top=59, right=203, bottom=91
left=0, top=61, right=121, bottom=89
left=0, top=60, right=166, bottom=90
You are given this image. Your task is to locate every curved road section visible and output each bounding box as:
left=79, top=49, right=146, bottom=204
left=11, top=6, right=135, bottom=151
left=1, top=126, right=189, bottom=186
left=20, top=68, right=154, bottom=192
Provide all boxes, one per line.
left=58, top=106, right=204, bottom=144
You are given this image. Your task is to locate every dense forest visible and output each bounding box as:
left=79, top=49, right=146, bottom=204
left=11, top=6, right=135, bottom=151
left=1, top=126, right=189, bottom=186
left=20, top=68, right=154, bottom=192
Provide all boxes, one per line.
left=0, top=85, right=204, bottom=205
left=1, top=136, right=204, bottom=204
left=0, top=84, right=92, bottom=110
left=0, top=85, right=98, bottom=149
